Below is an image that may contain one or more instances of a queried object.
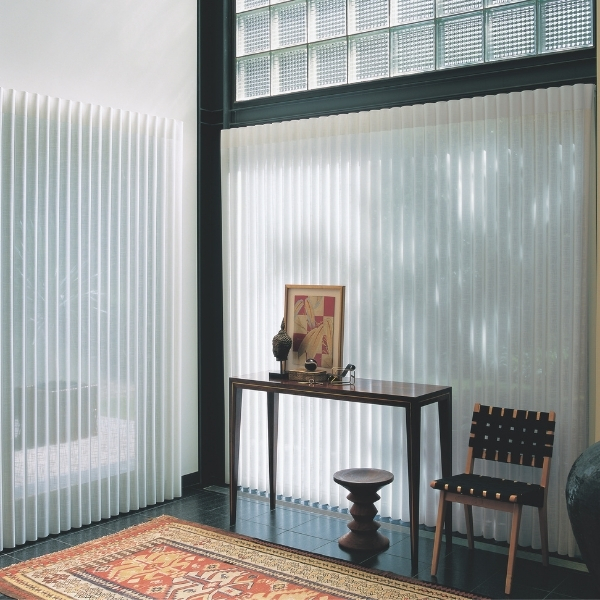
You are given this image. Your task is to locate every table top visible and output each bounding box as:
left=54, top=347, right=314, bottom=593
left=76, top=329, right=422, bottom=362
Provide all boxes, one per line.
left=230, top=372, right=451, bottom=407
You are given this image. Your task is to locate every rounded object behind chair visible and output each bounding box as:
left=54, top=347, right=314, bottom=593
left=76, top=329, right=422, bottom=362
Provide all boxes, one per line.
left=566, top=441, right=600, bottom=593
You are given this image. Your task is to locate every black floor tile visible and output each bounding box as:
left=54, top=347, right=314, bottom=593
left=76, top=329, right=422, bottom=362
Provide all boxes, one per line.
left=55, top=525, right=112, bottom=547
left=509, top=559, right=572, bottom=592
left=93, top=512, right=152, bottom=533
left=8, top=539, right=70, bottom=562
left=386, top=532, right=440, bottom=563
left=312, top=540, right=377, bottom=564
left=249, top=506, right=316, bottom=529
left=552, top=570, right=600, bottom=600
left=420, top=545, right=507, bottom=591
left=471, top=569, right=553, bottom=599
left=231, top=499, right=272, bottom=521
left=274, top=530, right=331, bottom=552
left=196, top=511, right=232, bottom=529
left=0, top=555, right=19, bottom=569
left=360, top=550, right=427, bottom=577
left=289, top=514, right=350, bottom=541
left=229, top=519, right=284, bottom=543
left=180, top=492, right=229, bottom=510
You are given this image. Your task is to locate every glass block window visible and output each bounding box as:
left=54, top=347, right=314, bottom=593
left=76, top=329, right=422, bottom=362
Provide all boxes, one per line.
left=237, top=53, right=271, bottom=100
left=486, top=2, right=536, bottom=61
left=349, top=30, right=390, bottom=82
left=272, top=46, right=308, bottom=94
left=348, top=0, right=390, bottom=34
left=309, top=38, right=348, bottom=88
left=271, top=0, right=307, bottom=49
left=308, top=0, right=346, bottom=41
left=437, top=0, right=483, bottom=18
left=438, top=13, right=484, bottom=68
left=235, top=0, right=595, bottom=100
left=539, top=0, right=594, bottom=53
left=391, top=0, right=435, bottom=26
left=391, top=22, right=436, bottom=75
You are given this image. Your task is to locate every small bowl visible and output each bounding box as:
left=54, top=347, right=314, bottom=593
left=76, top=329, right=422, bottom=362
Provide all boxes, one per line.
left=304, top=358, right=318, bottom=372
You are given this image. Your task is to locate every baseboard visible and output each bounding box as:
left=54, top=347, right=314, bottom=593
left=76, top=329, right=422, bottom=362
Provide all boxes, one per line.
left=182, top=472, right=200, bottom=488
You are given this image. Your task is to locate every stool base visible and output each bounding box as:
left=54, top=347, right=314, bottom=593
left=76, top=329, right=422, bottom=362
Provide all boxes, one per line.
left=338, top=530, right=390, bottom=552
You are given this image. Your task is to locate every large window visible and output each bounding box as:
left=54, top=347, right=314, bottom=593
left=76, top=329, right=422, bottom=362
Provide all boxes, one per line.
left=235, top=0, right=594, bottom=101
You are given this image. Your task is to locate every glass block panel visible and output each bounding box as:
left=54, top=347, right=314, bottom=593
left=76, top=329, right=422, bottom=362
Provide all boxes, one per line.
left=348, top=31, right=390, bottom=83
left=272, top=46, right=308, bottom=95
left=271, top=1, right=308, bottom=49
left=308, top=0, right=346, bottom=42
left=486, top=2, right=535, bottom=61
left=309, top=39, right=348, bottom=88
left=348, top=0, right=390, bottom=34
left=539, top=0, right=593, bottom=53
left=236, top=54, right=271, bottom=100
left=484, top=0, right=523, bottom=6
left=391, top=0, right=434, bottom=26
left=437, top=13, right=484, bottom=68
left=236, top=0, right=269, bottom=12
left=391, top=22, right=435, bottom=75
left=237, top=8, right=270, bottom=56
left=436, top=0, right=483, bottom=17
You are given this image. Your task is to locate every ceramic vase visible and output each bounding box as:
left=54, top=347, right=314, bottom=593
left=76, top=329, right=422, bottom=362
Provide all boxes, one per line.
left=566, top=441, right=600, bottom=592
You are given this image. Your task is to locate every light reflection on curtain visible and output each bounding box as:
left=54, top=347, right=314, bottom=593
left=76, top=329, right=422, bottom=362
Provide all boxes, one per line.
left=221, top=84, right=595, bottom=556
left=0, top=88, right=183, bottom=549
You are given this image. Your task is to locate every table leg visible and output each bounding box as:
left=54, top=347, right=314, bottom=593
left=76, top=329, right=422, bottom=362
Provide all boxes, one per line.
left=405, top=403, right=421, bottom=572
left=438, top=393, right=453, bottom=542
left=267, top=392, right=279, bottom=511
left=229, top=383, right=243, bottom=525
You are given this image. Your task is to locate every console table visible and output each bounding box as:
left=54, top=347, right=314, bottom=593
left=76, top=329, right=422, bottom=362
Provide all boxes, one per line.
left=229, top=372, right=452, bottom=568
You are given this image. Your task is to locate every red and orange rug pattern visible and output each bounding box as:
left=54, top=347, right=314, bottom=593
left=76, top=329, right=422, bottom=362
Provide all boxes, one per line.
left=0, top=515, right=485, bottom=599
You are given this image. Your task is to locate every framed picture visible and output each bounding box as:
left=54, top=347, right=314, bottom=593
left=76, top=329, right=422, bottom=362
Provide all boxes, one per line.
left=284, top=284, right=345, bottom=372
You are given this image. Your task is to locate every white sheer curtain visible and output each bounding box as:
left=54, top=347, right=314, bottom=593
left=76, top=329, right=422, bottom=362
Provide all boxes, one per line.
left=221, top=84, right=595, bottom=557
left=0, top=88, right=183, bottom=550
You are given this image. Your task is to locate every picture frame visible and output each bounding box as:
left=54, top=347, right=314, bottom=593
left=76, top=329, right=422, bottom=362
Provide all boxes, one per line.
left=284, top=284, right=345, bottom=373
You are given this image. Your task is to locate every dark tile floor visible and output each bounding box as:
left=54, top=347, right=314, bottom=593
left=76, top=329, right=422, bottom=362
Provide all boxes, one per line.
left=0, top=485, right=597, bottom=600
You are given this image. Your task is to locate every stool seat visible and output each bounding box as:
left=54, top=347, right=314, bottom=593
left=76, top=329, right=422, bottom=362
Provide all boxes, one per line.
left=334, top=468, right=394, bottom=490
left=333, top=468, right=394, bottom=553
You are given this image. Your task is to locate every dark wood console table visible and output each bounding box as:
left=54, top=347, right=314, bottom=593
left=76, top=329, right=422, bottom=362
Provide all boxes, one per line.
left=229, top=372, right=452, bottom=568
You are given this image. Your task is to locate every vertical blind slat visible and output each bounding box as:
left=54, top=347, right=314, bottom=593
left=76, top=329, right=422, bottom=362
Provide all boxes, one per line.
left=0, top=88, right=182, bottom=551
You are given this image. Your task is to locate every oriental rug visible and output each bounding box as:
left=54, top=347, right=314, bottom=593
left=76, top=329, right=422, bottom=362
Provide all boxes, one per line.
left=0, top=515, right=486, bottom=599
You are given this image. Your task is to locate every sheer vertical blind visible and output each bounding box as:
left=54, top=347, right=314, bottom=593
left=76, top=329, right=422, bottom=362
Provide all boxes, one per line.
left=222, top=84, right=595, bottom=556
left=0, top=88, right=183, bottom=550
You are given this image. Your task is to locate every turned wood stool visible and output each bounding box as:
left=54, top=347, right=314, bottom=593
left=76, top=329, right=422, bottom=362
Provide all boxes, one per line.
left=333, top=468, right=394, bottom=552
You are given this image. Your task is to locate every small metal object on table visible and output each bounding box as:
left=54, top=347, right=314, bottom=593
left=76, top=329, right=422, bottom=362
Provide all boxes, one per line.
left=229, top=372, right=453, bottom=571
left=333, top=468, right=394, bottom=552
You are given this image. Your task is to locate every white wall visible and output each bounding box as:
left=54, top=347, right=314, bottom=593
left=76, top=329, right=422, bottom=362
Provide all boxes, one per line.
left=0, top=0, right=198, bottom=475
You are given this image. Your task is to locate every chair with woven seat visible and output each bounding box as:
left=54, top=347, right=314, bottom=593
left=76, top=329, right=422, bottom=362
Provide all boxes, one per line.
left=430, top=403, right=556, bottom=594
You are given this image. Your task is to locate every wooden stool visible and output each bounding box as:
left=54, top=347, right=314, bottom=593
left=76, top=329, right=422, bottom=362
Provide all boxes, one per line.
left=333, top=468, right=394, bottom=552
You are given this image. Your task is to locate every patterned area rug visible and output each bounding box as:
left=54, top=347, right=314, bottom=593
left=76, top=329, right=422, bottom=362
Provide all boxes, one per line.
left=0, top=515, right=486, bottom=599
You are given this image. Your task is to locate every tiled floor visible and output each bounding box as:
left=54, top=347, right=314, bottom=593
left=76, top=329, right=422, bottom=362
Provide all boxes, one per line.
left=0, top=485, right=598, bottom=600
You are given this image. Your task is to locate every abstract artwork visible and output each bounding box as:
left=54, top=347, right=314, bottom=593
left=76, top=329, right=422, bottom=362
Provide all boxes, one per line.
left=284, top=285, right=345, bottom=372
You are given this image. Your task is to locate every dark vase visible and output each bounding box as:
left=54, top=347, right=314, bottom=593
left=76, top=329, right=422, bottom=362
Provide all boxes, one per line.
left=566, top=441, right=600, bottom=591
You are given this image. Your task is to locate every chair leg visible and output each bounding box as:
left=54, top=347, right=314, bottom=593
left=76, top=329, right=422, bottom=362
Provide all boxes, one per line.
left=431, top=492, right=448, bottom=576
left=464, top=504, right=474, bottom=550
left=505, top=504, right=523, bottom=595
left=538, top=504, right=549, bottom=567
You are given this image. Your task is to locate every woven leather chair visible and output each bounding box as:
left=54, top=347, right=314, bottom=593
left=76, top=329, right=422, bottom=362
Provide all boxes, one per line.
left=430, top=403, right=556, bottom=594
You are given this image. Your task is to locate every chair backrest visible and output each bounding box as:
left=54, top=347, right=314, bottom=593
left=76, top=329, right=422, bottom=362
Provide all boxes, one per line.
left=468, top=403, right=556, bottom=469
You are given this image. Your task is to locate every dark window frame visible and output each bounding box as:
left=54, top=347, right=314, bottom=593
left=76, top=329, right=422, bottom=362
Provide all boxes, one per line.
left=225, top=1, right=596, bottom=128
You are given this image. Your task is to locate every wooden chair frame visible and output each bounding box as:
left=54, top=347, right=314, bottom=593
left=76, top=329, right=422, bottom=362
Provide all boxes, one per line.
left=430, top=404, right=555, bottom=595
